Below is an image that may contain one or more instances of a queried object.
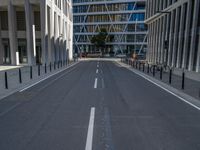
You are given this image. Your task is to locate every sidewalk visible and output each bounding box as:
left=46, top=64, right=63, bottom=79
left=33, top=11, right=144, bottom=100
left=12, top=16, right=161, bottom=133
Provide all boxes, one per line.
left=122, top=59, right=200, bottom=100
left=0, top=61, right=78, bottom=100
left=0, top=65, right=23, bottom=71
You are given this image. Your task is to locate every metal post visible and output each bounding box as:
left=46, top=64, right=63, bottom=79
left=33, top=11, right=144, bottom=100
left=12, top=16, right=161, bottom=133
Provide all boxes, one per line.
left=139, top=62, right=141, bottom=70
left=38, top=64, right=40, bottom=76
left=182, top=71, right=185, bottom=90
left=160, top=67, right=163, bottom=80
left=54, top=62, right=56, bottom=70
left=153, top=65, right=155, bottom=77
left=169, top=69, right=172, bottom=84
left=50, top=62, right=52, bottom=72
left=5, top=72, right=8, bottom=89
left=19, top=68, right=22, bottom=83
left=30, top=66, right=32, bottom=79
left=45, top=63, right=47, bottom=74
left=147, top=64, right=149, bottom=73
left=136, top=62, right=138, bottom=69
left=143, top=63, right=145, bottom=72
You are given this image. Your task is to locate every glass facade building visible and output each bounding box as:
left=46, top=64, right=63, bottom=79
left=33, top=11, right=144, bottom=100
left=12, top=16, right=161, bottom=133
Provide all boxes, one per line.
left=73, top=0, right=147, bottom=55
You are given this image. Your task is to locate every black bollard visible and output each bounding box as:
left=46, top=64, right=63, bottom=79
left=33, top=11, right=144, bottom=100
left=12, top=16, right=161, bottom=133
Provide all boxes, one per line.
left=5, top=72, right=8, bottom=89
left=147, top=64, right=150, bottom=73
left=182, top=71, right=185, bottom=90
left=38, top=64, right=40, bottom=76
left=50, top=62, right=52, bottom=72
left=169, top=69, right=172, bottom=84
left=160, top=67, right=163, bottom=80
left=19, top=68, right=22, bottom=83
left=143, top=63, right=145, bottom=72
left=139, top=62, right=141, bottom=70
left=45, top=63, right=47, bottom=74
left=54, top=62, right=56, bottom=70
left=153, top=65, right=155, bottom=77
left=30, top=66, right=32, bottom=79
left=136, top=62, right=138, bottom=69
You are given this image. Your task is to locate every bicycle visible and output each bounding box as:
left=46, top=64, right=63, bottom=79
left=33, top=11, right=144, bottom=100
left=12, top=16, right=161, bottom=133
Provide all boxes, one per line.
left=150, top=62, right=173, bottom=74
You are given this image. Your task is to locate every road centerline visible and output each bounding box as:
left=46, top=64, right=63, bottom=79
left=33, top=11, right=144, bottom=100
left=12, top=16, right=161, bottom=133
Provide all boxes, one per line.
left=94, top=78, right=98, bottom=89
left=96, top=69, right=99, bottom=74
left=85, top=107, right=95, bottom=150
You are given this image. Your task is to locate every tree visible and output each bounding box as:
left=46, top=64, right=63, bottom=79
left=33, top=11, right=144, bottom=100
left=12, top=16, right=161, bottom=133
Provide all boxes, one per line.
left=91, top=28, right=108, bottom=53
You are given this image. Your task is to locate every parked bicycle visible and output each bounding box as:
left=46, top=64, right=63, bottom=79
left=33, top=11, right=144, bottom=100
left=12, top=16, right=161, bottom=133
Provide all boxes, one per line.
left=150, top=62, right=173, bottom=74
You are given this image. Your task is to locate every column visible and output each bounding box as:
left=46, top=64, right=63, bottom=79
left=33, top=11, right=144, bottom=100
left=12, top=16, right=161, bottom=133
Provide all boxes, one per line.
left=69, top=23, right=73, bottom=60
left=196, top=35, right=200, bottom=72
left=40, top=0, right=48, bottom=65
left=160, top=15, right=166, bottom=63
left=188, top=0, right=200, bottom=71
left=50, top=5, right=55, bottom=63
left=167, top=10, right=175, bottom=66
left=8, top=1, right=18, bottom=65
left=0, top=15, right=3, bottom=64
left=46, top=7, right=51, bottom=65
left=171, top=8, right=180, bottom=67
left=157, top=18, right=163, bottom=63
left=182, top=1, right=192, bottom=69
left=176, top=4, right=185, bottom=68
left=25, top=0, right=36, bottom=66
left=54, top=13, right=59, bottom=62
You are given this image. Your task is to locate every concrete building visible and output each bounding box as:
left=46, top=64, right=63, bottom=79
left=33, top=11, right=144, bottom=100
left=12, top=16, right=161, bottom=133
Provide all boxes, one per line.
left=0, top=0, right=73, bottom=66
left=73, top=0, right=147, bottom=56
left=145, top=0, right=200, bottom=72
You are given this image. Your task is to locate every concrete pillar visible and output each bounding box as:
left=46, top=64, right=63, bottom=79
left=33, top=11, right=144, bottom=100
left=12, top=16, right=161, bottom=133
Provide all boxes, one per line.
left=40, top=0, right=48, bottom=65
left=182, top=0, right=192, bottom=69
left=154, top=21, right=158, bottom=64
left=54, top=13, right=58, bottom=62
left=196, top=35, right=200, bottom=72
left=25, top=0, right=36, bottom=66
left=50, top=6, right=55, bottom=63
left=167, top=10, right=175, bottom=66
left=171, top=8, right=180, bottom=67
left=0, top=15, right=3, bottom=64
left=157, top=18, right=163, bottom=63
left=46, top=7, right=51, bottom=65
left=176, top=4, right=186, bottom=68
left=55, top=14, right=60, bottom=61
left=160, top=16, right=166, bottom=63
left=69, top=23, right=73, bottom=60
left=188, top=0, right=200, bottom=71
left=8, top=1, right=18, bottom=65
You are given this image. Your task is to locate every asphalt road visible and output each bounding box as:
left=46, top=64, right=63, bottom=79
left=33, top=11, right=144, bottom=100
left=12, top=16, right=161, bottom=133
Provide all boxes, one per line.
left=0, top=60, right=200, bottom=150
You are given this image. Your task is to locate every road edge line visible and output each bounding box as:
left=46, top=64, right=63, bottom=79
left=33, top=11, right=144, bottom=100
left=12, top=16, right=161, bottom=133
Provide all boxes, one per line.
left=117, top=61, right=200, bottom=111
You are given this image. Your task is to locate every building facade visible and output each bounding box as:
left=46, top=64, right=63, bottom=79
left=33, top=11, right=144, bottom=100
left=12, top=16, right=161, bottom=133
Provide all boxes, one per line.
left=0, top=0, right=73, bottom=66
left=146, top=0, right=200, bottom=72
left=73, top=0, right=147, bottom=56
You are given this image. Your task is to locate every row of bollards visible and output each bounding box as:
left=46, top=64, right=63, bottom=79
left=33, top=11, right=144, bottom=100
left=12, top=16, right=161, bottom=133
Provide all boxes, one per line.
left=4, top=59, right=72, bottom=89
left=121, top=58, right=186, bottom=91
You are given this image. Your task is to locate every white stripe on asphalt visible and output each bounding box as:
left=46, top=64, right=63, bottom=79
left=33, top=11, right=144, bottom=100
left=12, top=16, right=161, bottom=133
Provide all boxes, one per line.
left=96, top=69, right=99, bottom=74
left=119, top=63, right=200, bottom=111
left=97, top=65, right=99, bottom=68
left=94, top=78, right=98, bottom=89
left=19, top=62, right=79, bottom=92
left=85, top=107, right=95, bottom=150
